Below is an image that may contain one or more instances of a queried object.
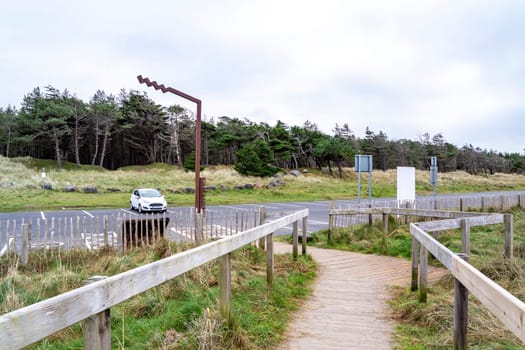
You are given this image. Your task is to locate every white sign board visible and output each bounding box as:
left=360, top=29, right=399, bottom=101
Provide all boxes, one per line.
left=397, top=167, right=415, bottom=206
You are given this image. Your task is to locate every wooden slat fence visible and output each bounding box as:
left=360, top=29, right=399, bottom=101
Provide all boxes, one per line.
left=330, top=191, right=525, bottom=231
left=0, top=209, right=309, bottom=349
left=0, top=207, right=264, bottom=260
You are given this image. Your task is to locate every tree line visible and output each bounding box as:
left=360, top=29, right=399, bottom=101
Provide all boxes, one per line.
left=0, top=85, right=523, bottom=177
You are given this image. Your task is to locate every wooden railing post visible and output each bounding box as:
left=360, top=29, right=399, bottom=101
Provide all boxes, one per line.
left=266, top=233, right=274, bottom=286
left=302, top=216, right=307, bottom=256
left=292, top=221, right=298, bottom=259
left=83, top=276, right=110, bottom=350
left=368, top=203, right=373, bottom=226
left=195, top=211, right=203, bottom=244
left=382, top=213, right=388, bottom=254
left=419, top=245, right=428, bottom=303
left=460, top=219, right=470, bottom=256
left=504, top=214, right=513, bottom=260
left=411, top=236, right=419, bottom=291
left=258, top=206, right=266, bottom=250
left=328, top=202, right=334, bottom=242
left=103, top=216, right=108, bottom=247
left=219, top=253, right=232, bottom=327
left=454, top=254, right=469, bottom=350
left=20, top=223, right=31, bottom=266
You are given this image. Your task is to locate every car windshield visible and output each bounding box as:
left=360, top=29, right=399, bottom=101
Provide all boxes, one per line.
left=139, top=189, right=161, bottom=197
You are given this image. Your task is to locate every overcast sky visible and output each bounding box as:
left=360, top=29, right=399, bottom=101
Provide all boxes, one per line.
left=1, top=1, right=524, bottom=153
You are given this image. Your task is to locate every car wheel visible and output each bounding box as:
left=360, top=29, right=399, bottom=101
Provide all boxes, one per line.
left=130, top=201, right=134, bottom=210
left=138, top=204, right=143, bottom=213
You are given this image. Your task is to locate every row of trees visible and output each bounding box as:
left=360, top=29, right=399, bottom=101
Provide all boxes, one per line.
left=0, top=86, right=523, bottom=177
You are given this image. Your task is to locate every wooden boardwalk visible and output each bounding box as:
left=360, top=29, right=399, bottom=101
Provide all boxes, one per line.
left=274, top=243, right=446, bottom=350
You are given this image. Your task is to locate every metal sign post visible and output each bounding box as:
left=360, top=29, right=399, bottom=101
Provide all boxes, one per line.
left=430, top=156, right=438, bottom=209
left=355, top=155, right=373, bottom=207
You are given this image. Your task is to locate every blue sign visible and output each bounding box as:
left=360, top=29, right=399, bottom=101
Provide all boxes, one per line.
left=355, top=155, right=373, bottom=172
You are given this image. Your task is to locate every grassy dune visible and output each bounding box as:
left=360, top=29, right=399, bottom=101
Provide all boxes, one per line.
left=1, top=156, right=525, bottom=212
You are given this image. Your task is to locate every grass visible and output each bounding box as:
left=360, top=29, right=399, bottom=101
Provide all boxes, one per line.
left=295, top=208, right=525, bottom=348
left=0, top=241, right=316, bottom=349
left=1, top=156, right=525, bottom=212
left=3, top=155, right=525, bottom=347
left=304, top=215, right=413, bottom=258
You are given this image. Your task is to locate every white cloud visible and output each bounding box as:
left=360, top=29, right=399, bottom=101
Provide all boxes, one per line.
left=1, top=0, right=524, bottom=152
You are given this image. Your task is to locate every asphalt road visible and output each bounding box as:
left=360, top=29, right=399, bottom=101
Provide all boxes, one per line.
left=1, top=191, right=523, bottom=250
left=0, top=198, right=357, bottom=250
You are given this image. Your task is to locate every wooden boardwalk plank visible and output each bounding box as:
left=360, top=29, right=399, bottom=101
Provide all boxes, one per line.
left=275, top=243, right=446, bottom=349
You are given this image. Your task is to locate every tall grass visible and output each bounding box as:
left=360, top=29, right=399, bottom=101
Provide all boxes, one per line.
left=1, top=241, right=316, bottom=349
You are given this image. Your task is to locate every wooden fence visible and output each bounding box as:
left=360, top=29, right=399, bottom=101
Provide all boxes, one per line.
left=411, top=213, right=525, bottom=348
left=0, top=207, right=264, bottom=258
left=335, top=206, right=523, bottom=347
left=0, top=209, right=309, bottom=349
left=329, top=191, right=525, bottom=231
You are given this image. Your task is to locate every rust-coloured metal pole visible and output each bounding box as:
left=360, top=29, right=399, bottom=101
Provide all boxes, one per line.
left=137, top=75, right=203, bottom=213
left=195, top=100, right=202, bottom=212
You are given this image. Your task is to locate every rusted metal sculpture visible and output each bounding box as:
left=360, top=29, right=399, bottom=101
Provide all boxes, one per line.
left=137, top=75, right=204, bottom=213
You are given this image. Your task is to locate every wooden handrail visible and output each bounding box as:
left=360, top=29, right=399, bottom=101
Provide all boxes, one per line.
left=0, top=209, right=309, bottom=349
left=411, top=218, right=525, bottom=343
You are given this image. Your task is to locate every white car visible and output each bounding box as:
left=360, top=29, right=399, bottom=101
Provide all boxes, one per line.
left=130, top=188, right=168, bottom=213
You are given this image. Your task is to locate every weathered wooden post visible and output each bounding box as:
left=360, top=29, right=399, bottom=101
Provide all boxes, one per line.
left=118, top=216, right=125, bottom=251
left=459, top=197, right=464, bottom=212
left=368, top=203, right=373, bottom=226
left=328, top=202, right=334, bottom=242
left=302, top=216, right=307, bottom=256
left=51, top=218, right=55, bottom=256
left=454, top=254, right=469, bottom=350
left=266, top=233, right=274, bottom=286
left=382, top=212, right=389, bottom=254
left=460, top=219, right=470, bottom=256
left=83, top=276, right=110, bottom=350
left=292, top=220, right=298, bottom=259
left=411, top=236, right=419, bottom=292
left=134, top=216, right=139, bottom=247
left=219, top=253, right=232, bottom=327
left=103, top=216, right=108, bottom=247
left=20, top=223, right=31, bottom=266
left=504, top=214, right=513, bottom=260
left=419, top=245, right=428, bottom=303
left=195, top=211, right=203, bottom=245
left=481, top=196, right=486, bottom=212
left=258, top=206, right=266, bottom=250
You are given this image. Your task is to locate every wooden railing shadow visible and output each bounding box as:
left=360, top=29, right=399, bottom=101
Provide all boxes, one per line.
left=120, top=217, right=170, bottom=247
